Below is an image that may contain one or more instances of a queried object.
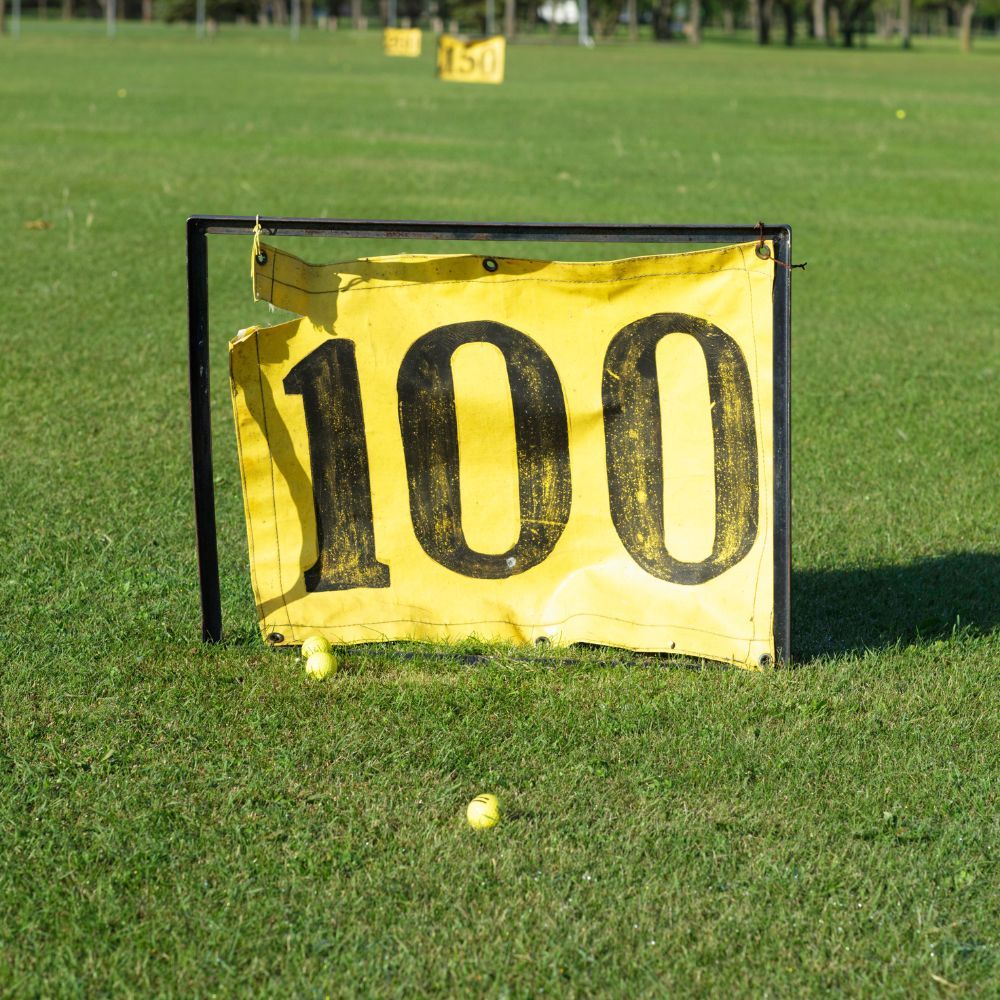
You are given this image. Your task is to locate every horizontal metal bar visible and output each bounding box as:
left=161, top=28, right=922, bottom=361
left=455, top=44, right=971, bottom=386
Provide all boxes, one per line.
left=189, top=215, right=790, bottom=244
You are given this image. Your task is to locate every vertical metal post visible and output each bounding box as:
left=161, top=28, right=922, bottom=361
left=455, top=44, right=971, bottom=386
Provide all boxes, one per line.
left=196, top=0, right=206, bottom=36
left=291, top=0, right=301, bottom=39
left=387, top=0, right=397, bottom=26
left=578, top=0, right=590, bottom=45
left=12, top=0, right=21, bottom=37
left=106, top=0, right=115, bottom=36
left=485, top=0, right=495, bottom=33
left=772, top=227, right=792, bottom=664
left=186, top=220, right=223, bottom=643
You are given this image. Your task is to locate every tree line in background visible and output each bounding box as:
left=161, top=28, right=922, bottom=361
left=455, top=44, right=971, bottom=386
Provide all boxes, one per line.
left=1, top=0, right=995, bottom=49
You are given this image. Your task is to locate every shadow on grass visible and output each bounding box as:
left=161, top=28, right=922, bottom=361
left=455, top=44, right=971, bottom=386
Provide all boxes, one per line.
left=793, top=552, right=1000, bottom=659
left=225, top=553, right=998, bottom=668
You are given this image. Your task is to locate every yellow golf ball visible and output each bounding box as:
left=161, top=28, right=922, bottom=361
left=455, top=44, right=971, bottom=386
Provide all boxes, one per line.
left=895, top=109, right=907, bottom=120
left=466, top=794, right=500, bottom=830
left=301, top=635, right=331, bottom=658
left=305, top=651, right=337, bottom=681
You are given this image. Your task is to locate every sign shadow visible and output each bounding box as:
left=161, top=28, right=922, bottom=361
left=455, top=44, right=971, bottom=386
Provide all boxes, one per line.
left=792, top=552, right=999, bottom=659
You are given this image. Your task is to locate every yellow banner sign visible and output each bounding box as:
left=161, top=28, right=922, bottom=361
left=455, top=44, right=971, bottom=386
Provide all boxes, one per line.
left=231, top=242, right=776, bottom=668
left=437, top=34, right=505, bottom=84
left=383, top=27, right=422, bottom=57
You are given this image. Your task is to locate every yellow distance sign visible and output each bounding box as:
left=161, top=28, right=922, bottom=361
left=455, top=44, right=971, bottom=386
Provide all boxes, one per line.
left=383, top=27, right=422, bottom=57
left=437, top=34, right=505, bottom=84
left=231, top=242, right=776, bottom=669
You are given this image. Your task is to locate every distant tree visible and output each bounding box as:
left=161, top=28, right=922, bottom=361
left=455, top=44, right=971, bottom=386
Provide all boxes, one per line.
left=687, top=0, right=702, bottom=40
left=812, top=0, right=827, bottom=37
left=954, top=0, right=974, bottom=48
left=400, top=0, right=423, bottom=23
left=717, top=0, right=748, bottom=31
left=652, top=0, right=675, bottom=37
left=831, top=0, right=872, bottom=44
left=626, top=0, right=638, bottom=38
left=873, top=0, right=895, bottom=36
left=773, top=0, right=800, bottom=41
left=720, top=0, right=736, bottom=31
left=751, top=0, right=775, bottom=42
left=958, top=0, right=1000, bottom=49
left=163, top=0, right=262, bottom=22
left=899, top=0, right=911, bottom=44
left=589, top=0, right=624, bottom=37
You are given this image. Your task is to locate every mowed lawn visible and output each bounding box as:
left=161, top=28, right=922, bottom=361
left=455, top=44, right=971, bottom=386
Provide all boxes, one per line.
left=2, top=23, right=998, bottom=996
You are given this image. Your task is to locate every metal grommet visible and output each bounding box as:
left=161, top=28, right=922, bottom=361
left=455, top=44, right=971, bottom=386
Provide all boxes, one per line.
left=535, top=636, right=549, bottom=646
left=754, top=244, right=771, bottom=260
left=482, top=257, right=499, bottom=273
left=255, top=250, right=268, bottom=265
left=758, top=653, right=773, bottom=669
left=267, top=632, right=284, bottom=643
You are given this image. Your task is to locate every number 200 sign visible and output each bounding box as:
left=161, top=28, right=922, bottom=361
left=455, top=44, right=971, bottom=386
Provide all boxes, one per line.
left=383, top=27, right=422, bottom=58
left=230, top=240, right=785, bottom=669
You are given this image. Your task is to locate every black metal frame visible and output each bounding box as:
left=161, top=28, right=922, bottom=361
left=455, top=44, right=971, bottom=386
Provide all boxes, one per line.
left=187, top=215, right=792, bottom=663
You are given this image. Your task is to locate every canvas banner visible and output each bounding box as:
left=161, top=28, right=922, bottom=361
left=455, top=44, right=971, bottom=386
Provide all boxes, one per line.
left=436, top=35, right=505, bottom=84
left=230, top=241, right=776, bottom=668
left=383, top=27, right=422, bottom=57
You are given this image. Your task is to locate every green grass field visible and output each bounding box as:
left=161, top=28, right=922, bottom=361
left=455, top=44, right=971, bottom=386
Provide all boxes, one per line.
left=2, top=22, right=998, bottom=996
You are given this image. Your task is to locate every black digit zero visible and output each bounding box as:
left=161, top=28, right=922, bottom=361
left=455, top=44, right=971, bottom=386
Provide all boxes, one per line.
left=397, top=321, right=572, bottom=579
left=602, top=312, right=759, bottom=585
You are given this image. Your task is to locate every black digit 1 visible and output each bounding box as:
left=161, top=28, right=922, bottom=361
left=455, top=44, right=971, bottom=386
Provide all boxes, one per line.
left=397, top=321, right=572, bottom=579
left=602, top=313, right=759, bottom=585
left=283, top=339, right=390, bottom=591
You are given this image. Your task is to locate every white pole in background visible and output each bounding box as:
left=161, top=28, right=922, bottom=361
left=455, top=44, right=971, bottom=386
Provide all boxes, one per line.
left=106, top=0, right=116, bottom=37
left=291, top=0, right=301, bottom=38
left=486, top=0, right=495, bottom=34
left=388, top=0, right=397, bottom=27
left=12, top=0, right=22, bottom=38
left=195, top=0, right=206, bottom=36
left=578, top=0, right=590, bottom=44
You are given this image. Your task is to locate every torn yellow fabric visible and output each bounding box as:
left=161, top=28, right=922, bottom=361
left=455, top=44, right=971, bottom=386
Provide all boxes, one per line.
left=231, top=241, right=775, bottom=668
left=437, top=35, right=505, bottom=84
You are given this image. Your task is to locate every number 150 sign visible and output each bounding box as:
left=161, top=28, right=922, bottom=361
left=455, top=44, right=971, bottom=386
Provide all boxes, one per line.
left=231, top=240, right=784, bottom=668
left=437, top=35, right=505, bottom=84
